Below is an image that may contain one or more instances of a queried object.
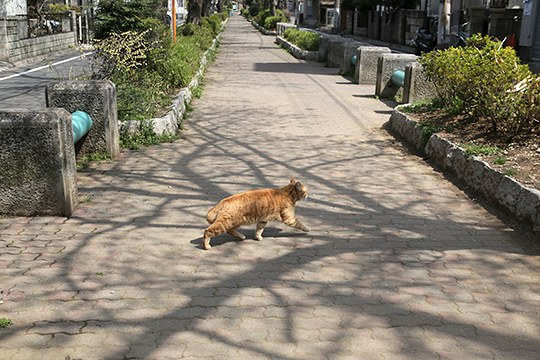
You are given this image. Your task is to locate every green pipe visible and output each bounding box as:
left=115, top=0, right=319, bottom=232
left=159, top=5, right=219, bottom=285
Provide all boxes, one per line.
left=391, top=70, right=405, bottom=87
left=71, top=111, right=93, bottom=143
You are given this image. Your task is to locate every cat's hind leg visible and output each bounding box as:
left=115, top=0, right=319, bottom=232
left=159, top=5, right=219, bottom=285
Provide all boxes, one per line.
left=227, top=227, right=246, bottom=241
left=255, top=221, right=267, bottom=241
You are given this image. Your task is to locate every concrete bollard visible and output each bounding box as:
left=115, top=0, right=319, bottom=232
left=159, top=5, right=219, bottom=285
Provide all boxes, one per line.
left=375, top=53, right=418, bottom=98
left=402, top=62, right=437, bottom=104
left=340, top=42, right=363, bottom=75
left=318, top=34, right=333, bottom=63
left=46, top=80, right=119, bottom=160
left=0, top=108, right=78, bottom=216
left=327, top=38, right=355, bottom=69
left=354, top=46, right=391, bottom=84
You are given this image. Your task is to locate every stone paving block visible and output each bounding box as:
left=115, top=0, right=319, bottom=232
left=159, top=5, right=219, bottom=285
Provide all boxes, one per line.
left=1, top=15, right=540, bottom=360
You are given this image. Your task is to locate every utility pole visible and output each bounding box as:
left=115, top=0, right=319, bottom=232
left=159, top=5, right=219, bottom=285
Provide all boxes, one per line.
left=172, top=0, right=177, bottom=41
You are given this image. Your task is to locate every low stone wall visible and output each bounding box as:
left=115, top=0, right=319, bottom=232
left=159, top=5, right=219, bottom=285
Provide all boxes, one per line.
left=275, top=36, right=318, bottom=61
left=387, top=110, right=540, bottom=237
left=0, top=13, right=77, bottom=63
left=5, top=32, right=77, bottom=63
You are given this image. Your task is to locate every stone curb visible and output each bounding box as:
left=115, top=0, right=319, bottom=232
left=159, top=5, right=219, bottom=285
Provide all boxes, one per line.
left=387, top=109, right=540, bottom=238
left=120, top=20, right=227, bottom=137
left=275, top=36, right=318, bottom=61
left=249, top=19, right=277, bottom=36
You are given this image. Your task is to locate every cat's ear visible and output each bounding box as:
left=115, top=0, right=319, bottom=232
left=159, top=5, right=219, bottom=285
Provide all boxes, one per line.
left=290, top=176, right=297, bottom=184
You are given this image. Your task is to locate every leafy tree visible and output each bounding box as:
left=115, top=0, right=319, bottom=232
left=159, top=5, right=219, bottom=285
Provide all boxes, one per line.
left=94, top=0, right=167, bottom=39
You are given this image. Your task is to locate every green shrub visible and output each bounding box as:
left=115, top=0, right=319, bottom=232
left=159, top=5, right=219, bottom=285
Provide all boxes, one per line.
left=283, top=28, right=320, bottom=51
left=0, top=318, right=13, bottom=328
left=159, top=38, right=203, bottom=88
left=264, top=14, right=286, bottom=30
left=202, top=13, right=222, bottom=36
left=115, top=71, right=170, bottom=121
left=262, top=10, right=286, bottom=30
left=419, top=35, right=536, bottom=140
left=254, top=9, right=271, bottom=27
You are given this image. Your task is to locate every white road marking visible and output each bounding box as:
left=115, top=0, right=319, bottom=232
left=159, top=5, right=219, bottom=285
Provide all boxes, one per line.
left=0, top=52, right=94, bottom=82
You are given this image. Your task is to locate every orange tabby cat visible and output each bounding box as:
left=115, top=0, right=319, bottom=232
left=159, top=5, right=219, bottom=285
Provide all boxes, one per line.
left=203, top=177, right=311, bottom=250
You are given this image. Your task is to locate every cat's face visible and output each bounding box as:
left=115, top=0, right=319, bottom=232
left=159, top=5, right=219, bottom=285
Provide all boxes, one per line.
left=294, top=181, right=309, bottom=199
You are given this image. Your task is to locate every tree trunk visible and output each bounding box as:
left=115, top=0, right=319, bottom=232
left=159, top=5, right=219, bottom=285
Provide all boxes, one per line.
left=187, top=0, right=203, bottom=24
left=202, top=0, right=212, bottom=17
left=262, top=0, right=275, bottom=15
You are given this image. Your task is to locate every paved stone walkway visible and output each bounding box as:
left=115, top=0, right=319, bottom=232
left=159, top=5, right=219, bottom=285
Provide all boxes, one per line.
left=1, top=16, right=540, bottom=360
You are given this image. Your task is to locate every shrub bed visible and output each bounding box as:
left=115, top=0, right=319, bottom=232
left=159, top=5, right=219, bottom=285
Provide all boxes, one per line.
left=419, top=35, right=539, bottom=141
left=283, top=28, right=320, bottom=51
left=91, top=12, right=227, bottom=122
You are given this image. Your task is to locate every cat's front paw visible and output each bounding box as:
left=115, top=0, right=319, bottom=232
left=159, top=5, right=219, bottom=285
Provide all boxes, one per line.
left=255, top=235, right=263, bottom=241
left=302, top=225, right=311, bottom=232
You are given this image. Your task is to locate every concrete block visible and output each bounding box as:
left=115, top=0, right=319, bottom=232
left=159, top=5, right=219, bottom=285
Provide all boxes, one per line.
left=327, top=38, right=354, bottom=68
left=354, top=46, right=391, bottom=84
left=403, top=62, right=437, bottom=104
left=0, top=108, right=78, bottom=216
left=318, top=35, right=333, bottom=63
left=46, top=80, right=119, bottom=160
left=340, top=41, right=362, bottom=75
left=375, top=53, right=418, bottom=98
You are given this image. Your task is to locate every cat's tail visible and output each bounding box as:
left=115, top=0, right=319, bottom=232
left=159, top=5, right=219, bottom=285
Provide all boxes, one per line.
left=206, top=205, right=219, bottom=224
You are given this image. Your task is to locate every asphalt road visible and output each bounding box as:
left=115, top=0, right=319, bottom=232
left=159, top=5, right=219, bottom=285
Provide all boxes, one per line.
left=0, top=51, right=94, bottom=110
